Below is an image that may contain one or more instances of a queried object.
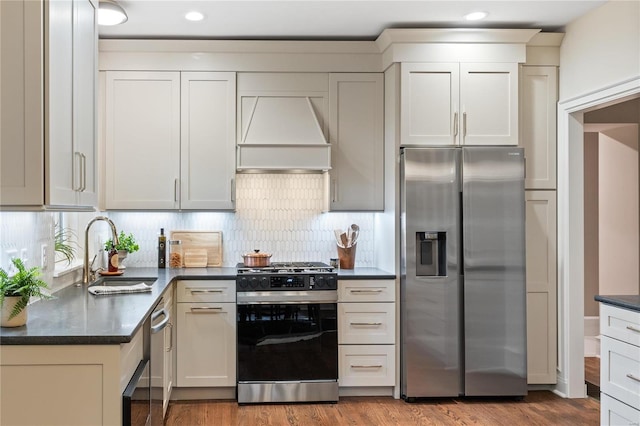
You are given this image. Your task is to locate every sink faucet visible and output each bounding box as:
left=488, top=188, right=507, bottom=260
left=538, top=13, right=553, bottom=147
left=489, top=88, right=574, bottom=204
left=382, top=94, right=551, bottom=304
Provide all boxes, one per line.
left=82, top=216, right=119, bottom=285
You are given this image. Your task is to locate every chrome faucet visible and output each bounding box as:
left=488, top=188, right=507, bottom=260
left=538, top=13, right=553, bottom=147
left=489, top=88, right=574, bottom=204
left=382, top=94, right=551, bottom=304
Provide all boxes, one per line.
left=82, top=216, right=119, bottom=285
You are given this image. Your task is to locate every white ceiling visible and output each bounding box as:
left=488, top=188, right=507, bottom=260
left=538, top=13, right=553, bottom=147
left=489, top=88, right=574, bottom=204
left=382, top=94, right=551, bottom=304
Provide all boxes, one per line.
left=99, top=0, right=607, bottom=40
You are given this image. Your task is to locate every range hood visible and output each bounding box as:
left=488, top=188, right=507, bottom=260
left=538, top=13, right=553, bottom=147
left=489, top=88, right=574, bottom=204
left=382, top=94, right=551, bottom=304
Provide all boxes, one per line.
left=237, top=95, right=331, bottom=172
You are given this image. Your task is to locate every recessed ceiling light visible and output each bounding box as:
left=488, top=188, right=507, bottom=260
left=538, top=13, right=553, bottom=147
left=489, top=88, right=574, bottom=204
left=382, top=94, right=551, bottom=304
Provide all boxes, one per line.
left=185, top=11, right=205, bottom=22
left=98, top=0, right=128, bottom=26
left=464, top=11, right=488, bottom=21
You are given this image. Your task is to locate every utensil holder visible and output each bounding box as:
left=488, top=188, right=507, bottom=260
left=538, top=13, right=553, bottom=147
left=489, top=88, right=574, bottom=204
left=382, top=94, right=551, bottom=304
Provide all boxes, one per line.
left=337, top=243, right=357, bottom=269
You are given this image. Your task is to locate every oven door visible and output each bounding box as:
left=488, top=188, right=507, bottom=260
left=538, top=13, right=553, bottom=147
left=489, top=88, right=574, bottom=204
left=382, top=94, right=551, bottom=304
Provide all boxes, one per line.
left=237, top=291, right=338, bottom=402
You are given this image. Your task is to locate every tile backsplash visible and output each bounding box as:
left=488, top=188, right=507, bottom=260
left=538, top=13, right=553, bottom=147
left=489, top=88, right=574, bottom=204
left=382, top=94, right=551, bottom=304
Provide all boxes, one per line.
left=0, top=175, right=378, bottom=289
left=110, top=174, right=376, bottom=268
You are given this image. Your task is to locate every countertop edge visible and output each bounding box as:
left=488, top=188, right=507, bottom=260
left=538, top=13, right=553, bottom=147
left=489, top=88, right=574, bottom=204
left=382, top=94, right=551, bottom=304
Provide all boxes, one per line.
left=595, top=295, right=640, bottom=313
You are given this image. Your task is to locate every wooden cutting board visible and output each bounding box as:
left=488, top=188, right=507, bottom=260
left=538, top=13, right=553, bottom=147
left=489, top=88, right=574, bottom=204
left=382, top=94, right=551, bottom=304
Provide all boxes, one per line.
left=169, top=231, right=222, bottom=267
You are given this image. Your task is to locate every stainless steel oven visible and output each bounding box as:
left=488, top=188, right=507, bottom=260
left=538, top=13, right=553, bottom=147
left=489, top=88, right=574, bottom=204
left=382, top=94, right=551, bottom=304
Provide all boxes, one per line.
left=236, top=262, right=338, bottom=404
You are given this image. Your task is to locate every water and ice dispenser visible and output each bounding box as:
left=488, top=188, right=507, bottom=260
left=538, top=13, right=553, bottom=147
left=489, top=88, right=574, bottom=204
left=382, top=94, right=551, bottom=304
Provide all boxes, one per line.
left=415, top=232, right=447, bottom=276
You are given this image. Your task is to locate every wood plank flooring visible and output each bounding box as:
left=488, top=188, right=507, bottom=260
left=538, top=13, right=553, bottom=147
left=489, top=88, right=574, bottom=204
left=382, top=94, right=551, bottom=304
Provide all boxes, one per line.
left=165, top=391, right=600, bottom=425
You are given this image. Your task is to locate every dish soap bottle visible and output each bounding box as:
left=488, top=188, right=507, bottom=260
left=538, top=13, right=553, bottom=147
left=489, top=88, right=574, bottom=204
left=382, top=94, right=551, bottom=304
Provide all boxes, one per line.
left=108, top=244, right=119, bottom=272
left=158, top=228, right=167, bottom=268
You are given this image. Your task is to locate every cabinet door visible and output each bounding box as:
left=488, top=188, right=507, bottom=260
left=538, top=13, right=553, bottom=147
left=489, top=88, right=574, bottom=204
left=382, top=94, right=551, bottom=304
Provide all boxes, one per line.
left=329, top=73, right=384, bottom=211
left=520, top=66, right=558, bottom=189
left=525, top=190, right=557, bottom=384
left=401, top=63, right=459, bottom=146
left=73, top=0, right=98, bottom=207
left=45, top=0, right=76, bottom=206
left=105, top=71, right=180, bottom=209
left=176, top=302, right=236, bottom=387
left=181, top=72, right=236, bottom=210
left=461, top=63, right=519, bottom=145
left=0, top=0, right=44, bottom=206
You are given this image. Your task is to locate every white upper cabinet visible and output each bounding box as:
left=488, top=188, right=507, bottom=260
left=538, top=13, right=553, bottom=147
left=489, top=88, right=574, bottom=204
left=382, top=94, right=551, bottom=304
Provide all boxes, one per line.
left=329, top=73, right=384, bottom=211
left=519, top=65, right=558, bottom=189
left=401, top=63, right=460, bottom=146
left=401, top=62, right=519, bottom=146
left=0, top=0, right=98, bottom=209
left=181, top=72, right=236, bottom=210
left=104, top=71, right=236, bottom=210
left=105, top=71, right=181, bottom=209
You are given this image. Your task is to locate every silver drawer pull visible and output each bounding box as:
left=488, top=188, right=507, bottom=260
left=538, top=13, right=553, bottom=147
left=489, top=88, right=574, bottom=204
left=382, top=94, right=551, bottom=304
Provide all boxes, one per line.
left=350, top=365, right=383, bottom=369
left=350, top=322, right=383, bottom=326
left=350, top=290, right=383, bottom=293
left=626, top=325, right=640, bottom=333
left=626, top=373, right=640, bottom=383
left=190, top=289, right=224, bottom=294
left=190, top=307, right=223, bottom=313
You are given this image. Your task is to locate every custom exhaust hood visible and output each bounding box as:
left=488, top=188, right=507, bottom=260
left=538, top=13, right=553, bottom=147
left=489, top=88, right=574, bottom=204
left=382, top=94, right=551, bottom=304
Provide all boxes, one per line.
left=236, top=83, right=331, bottom=173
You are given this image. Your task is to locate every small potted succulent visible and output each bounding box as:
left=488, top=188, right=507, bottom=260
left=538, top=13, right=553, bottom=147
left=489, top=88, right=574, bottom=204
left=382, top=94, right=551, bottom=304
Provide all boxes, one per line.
left=104, top=231, right=140, bottom=268
left=0, top=258, right=52, bottom=327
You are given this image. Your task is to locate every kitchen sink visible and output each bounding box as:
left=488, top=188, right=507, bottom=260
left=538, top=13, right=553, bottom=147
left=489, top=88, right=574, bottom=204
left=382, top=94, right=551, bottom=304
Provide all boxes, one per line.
left=90, top=277, right=157, bottom=287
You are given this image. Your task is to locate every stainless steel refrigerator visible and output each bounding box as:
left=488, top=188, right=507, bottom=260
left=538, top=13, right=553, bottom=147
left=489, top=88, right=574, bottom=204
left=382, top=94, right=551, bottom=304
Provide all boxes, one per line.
left=400, top=146, right=527, bottom=399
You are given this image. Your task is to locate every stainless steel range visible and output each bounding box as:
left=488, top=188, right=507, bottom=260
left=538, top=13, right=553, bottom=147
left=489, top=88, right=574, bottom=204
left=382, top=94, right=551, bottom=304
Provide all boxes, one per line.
left=236, top=262, right=339, bottom=404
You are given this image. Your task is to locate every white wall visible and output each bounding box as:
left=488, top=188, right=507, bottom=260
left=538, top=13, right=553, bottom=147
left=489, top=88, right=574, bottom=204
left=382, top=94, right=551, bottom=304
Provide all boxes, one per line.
left=583, top=132, right=600, bottom=317
left=598, top=124, right=640, bottom=295
left=559, top=0, right=640, bottom=102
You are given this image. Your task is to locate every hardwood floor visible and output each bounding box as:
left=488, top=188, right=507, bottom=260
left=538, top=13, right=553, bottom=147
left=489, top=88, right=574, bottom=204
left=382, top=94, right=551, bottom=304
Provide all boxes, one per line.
left=585, top=356, right=601, bottom=399
left=165, top=391, right=600, bottom=425
left=585, top=357, right=600, bottom=386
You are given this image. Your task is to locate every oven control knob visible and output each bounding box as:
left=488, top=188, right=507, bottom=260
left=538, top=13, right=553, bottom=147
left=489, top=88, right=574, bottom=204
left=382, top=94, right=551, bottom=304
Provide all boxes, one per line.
left=260, top=277, right=269, bottom=289
left=315, top=276, right=325, bottom=288
left=326, top=275, right=336, bottom=289
left=238, top=277, right=249, bottom=290
left=250, top=277, right=259, bottom=289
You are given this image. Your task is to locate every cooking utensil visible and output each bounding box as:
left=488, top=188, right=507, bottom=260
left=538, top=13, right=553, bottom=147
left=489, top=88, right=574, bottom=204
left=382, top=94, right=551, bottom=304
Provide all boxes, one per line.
left=340, top=233, right=349, bottom=248
left=350, top=223, right=360, bottom=246
left=242, top=250, right=272, bottom=267
left=334, top=229, right=345, bottom=248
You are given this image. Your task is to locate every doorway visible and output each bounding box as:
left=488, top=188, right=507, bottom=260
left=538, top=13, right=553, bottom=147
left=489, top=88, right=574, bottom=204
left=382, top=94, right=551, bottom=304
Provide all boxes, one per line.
left=583, top=103, right=640, bottom=397
left=557, top=78, right=640, bottom=398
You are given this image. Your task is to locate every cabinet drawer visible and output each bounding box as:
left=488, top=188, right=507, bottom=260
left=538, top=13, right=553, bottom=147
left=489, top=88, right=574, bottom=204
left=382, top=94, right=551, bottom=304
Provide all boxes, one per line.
left=601, top=392, right=640, bottom=426
left=601, top=335, right=640, bottom=409
left=601, top=304, right=640, bottom=347
left=176, top=280, right=235, bottom=303
left=339, top=345, right=395, bottom=387
left=338, top=280, right=395, bottom=302
left=339, top=303, right=395, bottom=344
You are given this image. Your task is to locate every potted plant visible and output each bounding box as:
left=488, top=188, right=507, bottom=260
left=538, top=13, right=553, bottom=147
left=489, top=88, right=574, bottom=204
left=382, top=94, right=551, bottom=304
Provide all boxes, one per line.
left=0, top=258, right=52, bottom=327
left=54, top=223, right=77, bottom=265
left=104, top=231, right=140, bottom=268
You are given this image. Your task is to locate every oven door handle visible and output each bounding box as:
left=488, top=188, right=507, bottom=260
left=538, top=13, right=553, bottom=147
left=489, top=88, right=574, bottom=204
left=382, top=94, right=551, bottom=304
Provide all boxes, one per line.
left=237, top=290, right=338, bottom=305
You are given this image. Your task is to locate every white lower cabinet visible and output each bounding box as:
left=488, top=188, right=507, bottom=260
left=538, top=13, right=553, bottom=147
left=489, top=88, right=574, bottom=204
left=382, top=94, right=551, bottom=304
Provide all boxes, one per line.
left=600, top=304, right=640, bottom=424
left=338, top=345, right=395, bottom=387
left=176, top=280, right=236, bottom=387
left=338, top=280, right=395, bottom=388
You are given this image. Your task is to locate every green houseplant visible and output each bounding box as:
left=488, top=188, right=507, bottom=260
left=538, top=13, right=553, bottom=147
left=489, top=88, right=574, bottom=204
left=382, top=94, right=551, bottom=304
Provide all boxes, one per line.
left=54, top=223, right=77, bottom=265
left=0, top=258, right=52, bottom=327
left=104, top=231, right=140, bottom=268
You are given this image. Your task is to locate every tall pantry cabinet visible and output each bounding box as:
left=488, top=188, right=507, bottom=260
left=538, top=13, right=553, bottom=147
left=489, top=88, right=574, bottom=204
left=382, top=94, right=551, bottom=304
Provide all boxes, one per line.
left=0, top=0, right=98, bottom=209
left=520, top=63, right=559, bottom=384
left=103, top=71, right=236, bottom=210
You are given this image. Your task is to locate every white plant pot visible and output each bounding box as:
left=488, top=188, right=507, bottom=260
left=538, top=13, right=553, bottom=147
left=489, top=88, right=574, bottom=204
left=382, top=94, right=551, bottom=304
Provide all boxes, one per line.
left=117, top=250, right=128, bottom=270
left=1, top=296, right=27, bottom=327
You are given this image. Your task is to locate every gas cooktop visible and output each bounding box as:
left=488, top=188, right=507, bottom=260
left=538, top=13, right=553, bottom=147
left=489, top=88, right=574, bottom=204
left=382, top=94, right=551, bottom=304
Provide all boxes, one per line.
left=236, top=261, right=334, bottom=274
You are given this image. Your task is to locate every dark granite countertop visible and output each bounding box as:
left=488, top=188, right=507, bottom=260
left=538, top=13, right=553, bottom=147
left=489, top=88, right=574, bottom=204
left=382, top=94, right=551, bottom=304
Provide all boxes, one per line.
left=0, top=266, right=394, bottom=345
left=337, top=267, right=395, bottom=280
left=595, top=294, right=640, bottom=313
left=0, top=267, right=237, bottom=346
